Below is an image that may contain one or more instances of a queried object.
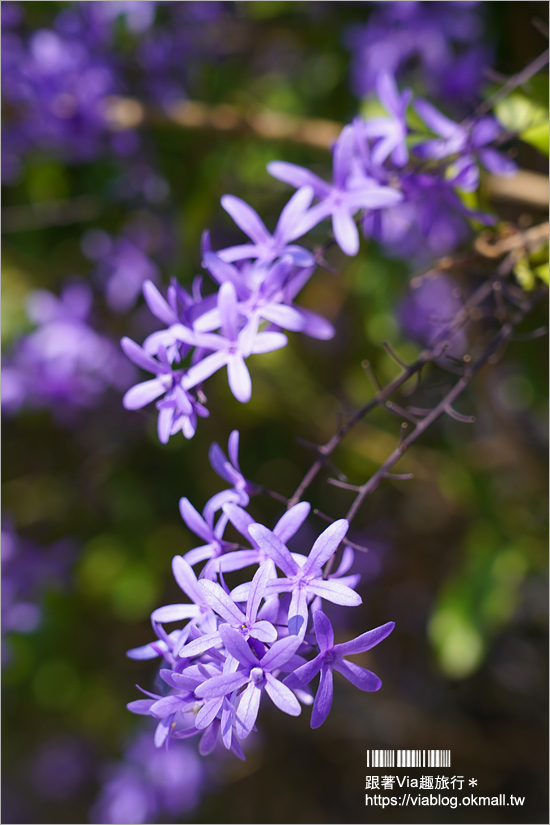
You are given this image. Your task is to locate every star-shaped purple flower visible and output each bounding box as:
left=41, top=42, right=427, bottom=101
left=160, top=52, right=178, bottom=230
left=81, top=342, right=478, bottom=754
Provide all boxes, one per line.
left=120, top=337, right=208, bottom=443
left=414, top=99, right=517, bottom=191
left=217, top=187, right=316, bottom=267
left=248, top=518, right=361, bottom=638
left=183, top=281, right=287, bottom=403
left=177, top=561, right=277, bottom=658
left=268, top=125, right=402, bottom=256
left=284, top=610, right=395, bottom=728
left=149, top=555, right=216, bottom=657
left=195, top=624, right=303, bottom=739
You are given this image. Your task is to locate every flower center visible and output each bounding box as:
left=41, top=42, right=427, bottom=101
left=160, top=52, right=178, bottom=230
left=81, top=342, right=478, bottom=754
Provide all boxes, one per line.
left=250, top=666, right=264, bottom=684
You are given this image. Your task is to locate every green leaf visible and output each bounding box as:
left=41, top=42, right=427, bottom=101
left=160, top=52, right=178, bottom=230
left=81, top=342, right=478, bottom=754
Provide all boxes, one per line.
left=495, top=91, right=549, bottom=156
left=534, top=262, right=549, bottom=285
left=514, top=257, right=536, bottom=291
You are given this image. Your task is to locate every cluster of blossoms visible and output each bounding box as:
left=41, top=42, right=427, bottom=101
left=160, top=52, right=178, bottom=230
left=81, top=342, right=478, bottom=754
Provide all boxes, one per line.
left=122, top=71, right=515, bottom=441
left=127, top=431, right=395, bottom=757
left=81, top=222, right=162, bottom=315
left=1, top=1, right=231, bottom=182
left=2, top=1, right=128, bottom=180
left=2, top=283, right=134, bottom=418
left=346, top=0, right=492, bottom=110
left=1, top=519, right=75, bottom=663
left=91, top=730, right=206, bottom=824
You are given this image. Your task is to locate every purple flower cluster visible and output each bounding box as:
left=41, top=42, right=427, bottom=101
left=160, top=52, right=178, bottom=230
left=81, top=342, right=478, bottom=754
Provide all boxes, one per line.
left=122, top=72, right=516, bottom=439
left=346, top=1, right=493, bottom=110
left=2, top=519, right=74, bottom=663
left=2, top=283, right=135, bottom=419
left=398, top=272, right=469, bottom=362
left=1, top=1, right=230, bottom=181
left=82, top=224, right=161, bottom=315
left=127, top=430, right=394, bottom=756
left=120, top=165, right=399, bottom=440
left=1, top=2, right=129, bottom=181
left=354, top=73, right=515, bottom=263
left=91, top=729, right=205, bottom=824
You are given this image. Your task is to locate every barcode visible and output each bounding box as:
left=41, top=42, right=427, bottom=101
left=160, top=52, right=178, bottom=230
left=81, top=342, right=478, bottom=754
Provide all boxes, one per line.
left=367, top=750, right=451, bottom=768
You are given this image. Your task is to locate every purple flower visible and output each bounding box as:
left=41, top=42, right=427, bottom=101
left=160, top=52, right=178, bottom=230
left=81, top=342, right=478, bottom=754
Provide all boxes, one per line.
left=31, top=736, right=90, bottom=802
left=178, top=496, right=232, bottom=574
left=284, top=611, right=395, bottom=728
left=218, top=188, right=316, bottom=267
left=247, top=519, right=361, bottom=638
left=90, top=729, right=205, bottom=825
left=2, top=519, right=75, bottom=663
left=200, top=253, right=334, bottom=341
left=268, top=125, right=402, bottom=255
left=2, top=284, right=133, bottom=418
left=82, top=229, right=160, bottom=314
left=177, top=562, right=277, bottom=658
left=88, top=1, right=159, bottom=35
left=345, top=2, right=491, bottom=110
left=363, top=171, right=494, bottom=264
left=183, top=281, right=287, bottom=404
left=196, top=625, right=303, bottom=739
left=203, top=430, right=256, bottom=518
left=149, top=555, right=216, bottom=645
left=398, top=272, right=468, bottom=361
left=415, top=99, right=517, bottom=190
left=120, top=337, right=208, bottom=443
left=361, top=72, right=412, bottom=167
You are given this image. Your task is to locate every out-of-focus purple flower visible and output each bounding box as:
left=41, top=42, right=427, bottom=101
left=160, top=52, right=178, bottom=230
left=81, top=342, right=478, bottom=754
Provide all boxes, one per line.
left=1, top=1, right=21, bottom=29
left=82, top=228, right=160, bottom=314
left=345, top=1, right=492, bottom=111
left=87, top=1, right=159, bottom=35
left=133, top=1, right=229, bottom=106
left=414, top=100, right=517, bottom=190
left=268, top=125, right=402, bottom=256
left=284, top=610, right=394, bottom=728
left=363, top=171, right=494, bottom=265
left=398, top=272, right=469, bottom=362
left=31, top=736, right=91, bottom=801
left=1, top=519, right=75, bottom=663
left=361, top=72, right=412, bottom=167
left=90, top=729, right=205, bottom=825
left=2, top=284, right=135, bottom=419
left=1, top=16, right=122, bottom=177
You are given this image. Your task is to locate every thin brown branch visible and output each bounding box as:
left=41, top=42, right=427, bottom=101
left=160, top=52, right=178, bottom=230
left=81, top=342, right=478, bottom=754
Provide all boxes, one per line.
left=475, top=222, right=549, bottom=258
left=102, top=94, right=549, bottom=208
left=287, top=222, right=548, bottom=513
left=343, top=287, right=546, bottom=525
left=103, top=95, right=342, bottom=151
left=287, top=266, right=498, bottom=508
left=470, top=48, right=549, bottom=122
left=2, top=195, right=100, bottom=233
